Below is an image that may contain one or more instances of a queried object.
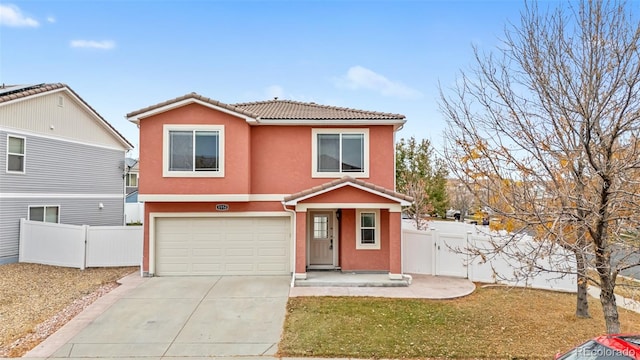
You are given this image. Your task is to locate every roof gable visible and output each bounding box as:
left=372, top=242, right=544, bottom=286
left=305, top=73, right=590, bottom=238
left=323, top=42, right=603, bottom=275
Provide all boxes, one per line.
left=126, top=92, right=258, bottom=124
left=0, top=83, right=133, bottom=150
left=284, top=176, right=413, bottom=206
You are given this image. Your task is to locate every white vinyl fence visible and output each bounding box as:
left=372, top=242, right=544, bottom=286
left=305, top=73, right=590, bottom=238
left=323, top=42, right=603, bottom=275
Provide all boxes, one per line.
left=403, top=220, right=577, bottom=292
left=125, top=202, right=145, bottom=224
left=19, top=219, right=143, bottom=269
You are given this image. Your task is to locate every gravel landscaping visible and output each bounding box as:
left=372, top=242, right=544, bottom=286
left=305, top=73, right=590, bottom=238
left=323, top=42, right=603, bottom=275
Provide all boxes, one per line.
left=0, top=263, right=138, bottom=357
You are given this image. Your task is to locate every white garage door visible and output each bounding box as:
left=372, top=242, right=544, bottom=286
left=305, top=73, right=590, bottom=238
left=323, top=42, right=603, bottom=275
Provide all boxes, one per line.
left=155, top=216, right=290, bottom=276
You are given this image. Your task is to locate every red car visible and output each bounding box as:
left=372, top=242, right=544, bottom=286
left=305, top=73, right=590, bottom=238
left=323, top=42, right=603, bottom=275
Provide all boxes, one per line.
left=555, top=334, right=640, bottom=359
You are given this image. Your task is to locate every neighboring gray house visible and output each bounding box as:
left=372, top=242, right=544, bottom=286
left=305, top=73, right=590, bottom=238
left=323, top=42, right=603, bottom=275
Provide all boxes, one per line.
left=125, top=157, right=139, bottom=203
left=0, top=83, right=133, bottom=264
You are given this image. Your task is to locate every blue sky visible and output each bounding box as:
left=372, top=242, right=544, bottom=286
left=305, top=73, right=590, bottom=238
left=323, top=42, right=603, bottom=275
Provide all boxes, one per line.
left=0, top=0, right=530, bottom=157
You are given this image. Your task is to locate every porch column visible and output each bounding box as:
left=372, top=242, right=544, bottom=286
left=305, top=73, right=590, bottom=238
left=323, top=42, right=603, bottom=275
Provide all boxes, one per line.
left=388, top=210, right=402, bottom=278
left=294, top=211, right=307, bottom=279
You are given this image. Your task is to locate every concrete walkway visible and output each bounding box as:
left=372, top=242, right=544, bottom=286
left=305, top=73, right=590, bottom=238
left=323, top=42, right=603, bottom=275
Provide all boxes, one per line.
left=587, top=285, right=640, bottom=314
left=290, top=274, right=475, bottom=298
left=23, top=273, right=475, bottom=359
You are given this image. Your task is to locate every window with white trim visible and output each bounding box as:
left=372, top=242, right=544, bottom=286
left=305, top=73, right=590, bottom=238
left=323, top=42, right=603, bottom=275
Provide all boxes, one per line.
left=126, top=173, right=138, bottom=187
left=28, top=206, right=60, bottom=223
left=356, top=209, right=380, bottom=249
left=312, top=129, right=369, bottom=178
left=7, top=135, right=25, bottom=173
left=163, top=125, right=225, bottom=177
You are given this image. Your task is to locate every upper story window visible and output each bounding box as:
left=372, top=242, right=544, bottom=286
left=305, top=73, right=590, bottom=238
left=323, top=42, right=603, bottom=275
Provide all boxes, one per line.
left=28, top=205, right=60, bottom=223
left=312, top=129, right=369, bottom=178
left=163, top=125, right=225, bottom=177
left=7, top=135, right=25, bottom=173
left=126, top=173, right=138, bottom=187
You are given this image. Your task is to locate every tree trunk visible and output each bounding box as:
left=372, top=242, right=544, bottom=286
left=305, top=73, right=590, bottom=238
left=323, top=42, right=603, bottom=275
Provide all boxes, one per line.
left=596, top=238, right=620, bottom=333
left=576, top=272, right=590, bottom=318
left=600, top=285, right=621, bottom=334
left=574, top=232, right=590, bottom=318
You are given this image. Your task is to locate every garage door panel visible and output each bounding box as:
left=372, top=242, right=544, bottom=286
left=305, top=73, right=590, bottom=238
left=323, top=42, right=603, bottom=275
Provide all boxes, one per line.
left=226, top=248, right=255, bottom=256
left=192, top=262, right=222, bottom=271
left=258, top=247, right=286, bottom=256
left=225, top=263, right=255, bottom=272
left=155, top=216, right=290, bottom=276
left=192, top=248, right=223, bottom=256
left=258, top=264, right=287, bottom=272
left=193, top=234, right=224, bottom=242
left=159, top=264, right=190, bottom=274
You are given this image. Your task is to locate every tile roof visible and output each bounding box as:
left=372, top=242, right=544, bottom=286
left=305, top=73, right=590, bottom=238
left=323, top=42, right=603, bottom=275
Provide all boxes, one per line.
left=126, top=92, right=406, bottom=121
left=232, top=99, right=406, bottom=120
left=0, top=83, right=133, bottom=149
left=0, top=83, right=65, bottom=103
left=284, top=176, right=413, bottom=204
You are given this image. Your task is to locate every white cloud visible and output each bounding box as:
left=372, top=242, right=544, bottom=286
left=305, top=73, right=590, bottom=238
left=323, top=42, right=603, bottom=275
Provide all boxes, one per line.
left=0, top=4, right=39, bottom=27
left=70, top=40, right=116, bottom=50
left=265, top=85, right=284, bottom=99
left=335, top=65, right=423, bottom=99
left=47, top=16, right=55, bottom=23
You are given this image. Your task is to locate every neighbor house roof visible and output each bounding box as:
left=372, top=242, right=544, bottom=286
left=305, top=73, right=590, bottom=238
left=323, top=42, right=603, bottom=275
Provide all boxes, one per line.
left=127, top=92, right=406, bottom=126
left=0, top=83, right=134, bottom=149
left=284, top=176, right=413, bottom=206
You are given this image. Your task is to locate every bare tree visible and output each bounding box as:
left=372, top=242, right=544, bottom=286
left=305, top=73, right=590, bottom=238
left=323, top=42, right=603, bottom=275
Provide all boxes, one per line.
left=440, top=0, right=640, bottom=333
left=404, top=176, right=433, bottom=230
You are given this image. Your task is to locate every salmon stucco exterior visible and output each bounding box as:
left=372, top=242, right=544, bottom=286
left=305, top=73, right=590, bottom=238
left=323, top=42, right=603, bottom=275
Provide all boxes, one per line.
left=127, top=93, right=412, bottom=280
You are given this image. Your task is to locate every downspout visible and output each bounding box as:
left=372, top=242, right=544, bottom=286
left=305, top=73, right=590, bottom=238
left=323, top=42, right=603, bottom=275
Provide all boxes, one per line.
left=282, top=201, right=296, bottom=288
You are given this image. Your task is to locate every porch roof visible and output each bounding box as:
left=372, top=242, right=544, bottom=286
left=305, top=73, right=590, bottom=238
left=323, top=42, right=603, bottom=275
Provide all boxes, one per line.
left=283, top=176, right=413, bottom=206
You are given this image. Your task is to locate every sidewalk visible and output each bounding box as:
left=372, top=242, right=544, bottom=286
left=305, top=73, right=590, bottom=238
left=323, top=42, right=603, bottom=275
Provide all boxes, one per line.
left=587, top=286, right=640, bottom=314
left=290, top=274, right=475, bottom=299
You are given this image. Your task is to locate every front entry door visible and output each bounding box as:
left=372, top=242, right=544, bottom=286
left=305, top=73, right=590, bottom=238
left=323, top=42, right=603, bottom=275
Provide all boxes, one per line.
left=309, top=211, right=335, bottom=267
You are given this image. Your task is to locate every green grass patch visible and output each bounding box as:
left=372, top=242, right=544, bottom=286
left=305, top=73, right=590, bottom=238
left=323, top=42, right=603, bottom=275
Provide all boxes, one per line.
left=279, top=286, right=640, bottom=359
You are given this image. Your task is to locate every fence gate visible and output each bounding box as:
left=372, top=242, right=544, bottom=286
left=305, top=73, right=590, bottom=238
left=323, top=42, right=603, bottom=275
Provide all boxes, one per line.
left=434, top=232, right=468, bottom=278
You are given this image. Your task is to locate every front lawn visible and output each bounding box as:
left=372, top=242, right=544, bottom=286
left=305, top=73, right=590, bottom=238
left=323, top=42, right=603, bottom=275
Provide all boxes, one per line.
left=278, top=286, right=640, bottom=359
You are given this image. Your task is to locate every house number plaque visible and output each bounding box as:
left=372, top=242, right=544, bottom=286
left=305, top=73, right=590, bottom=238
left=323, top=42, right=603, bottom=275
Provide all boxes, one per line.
left=216, top=204, right=229, bottom=211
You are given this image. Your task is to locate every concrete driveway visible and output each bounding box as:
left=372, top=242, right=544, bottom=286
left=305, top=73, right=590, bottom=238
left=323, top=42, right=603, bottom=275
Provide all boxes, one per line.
left=47, top=275, right=290, bottom=358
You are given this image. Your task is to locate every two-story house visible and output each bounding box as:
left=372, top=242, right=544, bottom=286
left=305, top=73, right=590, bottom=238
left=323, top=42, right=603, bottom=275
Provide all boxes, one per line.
left=0, top=83, right=133, bottom=264
left=127, top=93, right=412, bottom=280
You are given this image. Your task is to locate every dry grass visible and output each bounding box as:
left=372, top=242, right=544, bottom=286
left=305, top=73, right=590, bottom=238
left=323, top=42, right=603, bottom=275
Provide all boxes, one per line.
left=0, top=263, right=137, bottom=357
left=279, top=286, right=640, bottom=359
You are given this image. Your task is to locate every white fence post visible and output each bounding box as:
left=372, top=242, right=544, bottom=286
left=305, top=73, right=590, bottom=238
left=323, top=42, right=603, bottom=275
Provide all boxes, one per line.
left=81, top=225, right=89, bottom=270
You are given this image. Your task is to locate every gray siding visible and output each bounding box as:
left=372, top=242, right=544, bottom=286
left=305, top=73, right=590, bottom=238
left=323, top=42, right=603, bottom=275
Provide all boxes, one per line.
left=0, top=198, right=125, bottom=263
left=0, top=131, right=126, bottom=262
left=0, top=131, right=125, bottom=194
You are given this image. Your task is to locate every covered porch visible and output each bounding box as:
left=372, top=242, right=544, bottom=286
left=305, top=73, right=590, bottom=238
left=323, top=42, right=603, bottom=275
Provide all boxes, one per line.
left=283, top=177, right=413, bottom=282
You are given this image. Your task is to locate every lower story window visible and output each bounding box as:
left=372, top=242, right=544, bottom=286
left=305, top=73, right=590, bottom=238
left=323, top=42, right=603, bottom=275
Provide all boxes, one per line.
left=356, top=209, right=380, bottom=249
left=29, top=206, right=60, bottom=223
